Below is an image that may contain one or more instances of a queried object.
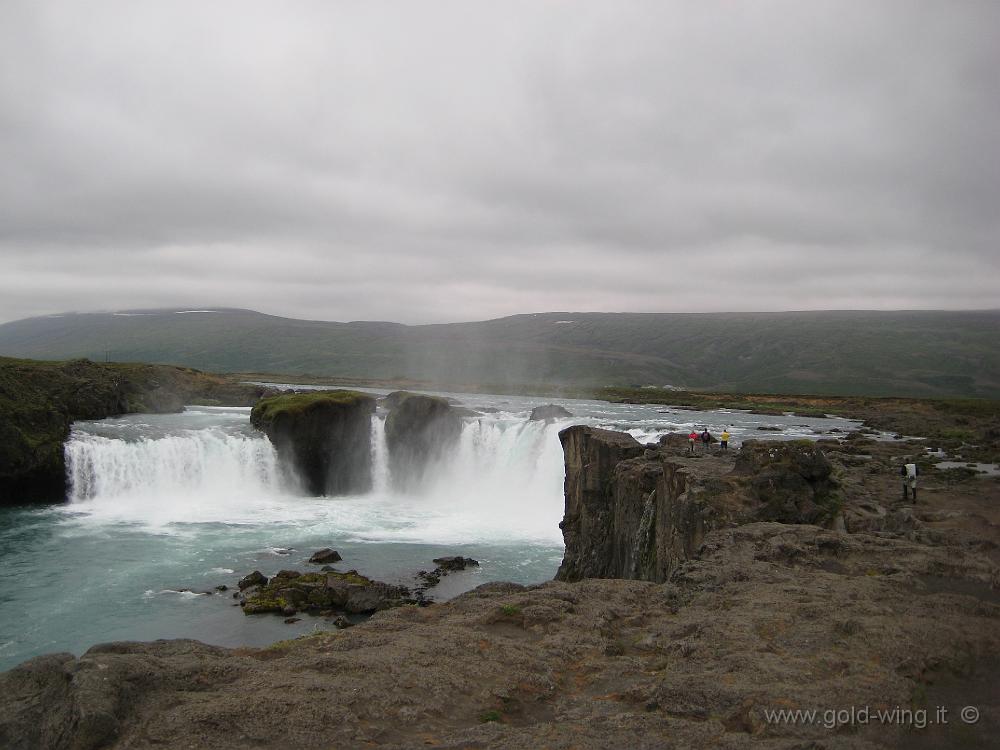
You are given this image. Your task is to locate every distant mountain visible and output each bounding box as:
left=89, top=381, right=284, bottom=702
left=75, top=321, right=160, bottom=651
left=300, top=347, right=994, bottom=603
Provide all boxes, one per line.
left=0, top=308, right=997, bottom=398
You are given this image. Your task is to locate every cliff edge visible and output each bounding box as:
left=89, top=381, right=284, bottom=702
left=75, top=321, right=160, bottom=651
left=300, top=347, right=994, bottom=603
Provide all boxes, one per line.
left=0, top=357, right=276, bottom=505
left=556, top=426, right=842, bottom=582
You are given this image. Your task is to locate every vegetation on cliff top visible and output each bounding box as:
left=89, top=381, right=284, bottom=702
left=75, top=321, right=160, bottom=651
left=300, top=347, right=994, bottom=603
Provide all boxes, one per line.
left=0, top=356, right=274, bottom=504
left=250, top=390, right=373, bottom=425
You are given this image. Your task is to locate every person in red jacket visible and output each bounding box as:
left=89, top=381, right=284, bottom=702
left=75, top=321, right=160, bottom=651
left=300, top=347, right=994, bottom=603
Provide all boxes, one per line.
left=688, top=430, right=698, bottom=454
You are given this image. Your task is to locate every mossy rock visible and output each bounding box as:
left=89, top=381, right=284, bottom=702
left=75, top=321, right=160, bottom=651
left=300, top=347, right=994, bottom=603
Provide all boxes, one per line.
left=250, top=391, right=376, bottom=496
left=251, top=390, right=373, bottom=425
left=242, top=569, right=408, bottom=616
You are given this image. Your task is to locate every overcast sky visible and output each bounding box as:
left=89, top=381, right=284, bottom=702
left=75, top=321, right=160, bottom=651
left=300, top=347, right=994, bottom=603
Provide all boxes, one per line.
left=1, top=1, right=998, bottom=324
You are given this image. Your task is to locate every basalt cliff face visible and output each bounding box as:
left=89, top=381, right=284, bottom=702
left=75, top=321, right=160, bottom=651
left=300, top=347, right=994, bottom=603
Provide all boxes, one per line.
left=556, top=427, right=842, bottom=583
left=250, top=391, right=377, bottom=495
left=0, top=357, right=276, bottom=505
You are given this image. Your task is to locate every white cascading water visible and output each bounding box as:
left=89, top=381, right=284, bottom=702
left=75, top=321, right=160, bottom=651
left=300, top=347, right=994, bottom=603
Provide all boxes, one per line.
left=363, top=415, right=566, bottom=545
left=62, top=412, right=568, bottom=544
left=370, top=414, right=390, bottom=495
left=65, top=427, right=287, bottom=526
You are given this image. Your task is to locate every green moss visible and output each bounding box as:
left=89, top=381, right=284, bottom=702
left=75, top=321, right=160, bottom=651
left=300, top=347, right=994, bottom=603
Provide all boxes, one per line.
left=242, top=569, right=376, bottom=616
left=243, top=596, right=286, bottom=615
left=499, top=604, right=521, bottom=616
left=324, top=570, right=372, bottom=586
left=250, top=390, right=372, bottom=425
left=479, top=710, right=503, bottom=723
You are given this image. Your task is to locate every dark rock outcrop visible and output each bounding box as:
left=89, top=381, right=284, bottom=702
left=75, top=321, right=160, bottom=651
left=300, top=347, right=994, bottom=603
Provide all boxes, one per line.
left=383, top=391, right=462, bottom=488
left=238, top=571, right=268, bottom=590
left=239, top=569, right=409, bottom=616
left=529, top=404, right=573, bottom=421
left=0, top=357, right=277, bottom=506
left=308, top=548, right=342, bottom=564
left=415, top=556, right=481, bottom=597
left=556, top=426, right=748, bottom=583
left=556, top=427, right=844, bottom=583
left=250, top=391, right=376, bottom=495
left=432, top=556, right=479, bottom=571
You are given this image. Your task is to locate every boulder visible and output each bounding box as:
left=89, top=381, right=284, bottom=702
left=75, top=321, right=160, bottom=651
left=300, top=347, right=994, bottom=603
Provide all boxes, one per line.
left=241, top=569, right=409, bottom=617
left=383, top=392, right=462, bottom=488
left=250, top=390, right=376, bottom=495
left=344, top=582, right=410, bottom=614
left=308, top=548, right=342, bottom=564
left=238, top=571, right=268, bottom=590
left=529, top=404, right=573, bottom=421
left=431, top=556, right=479, bottom=571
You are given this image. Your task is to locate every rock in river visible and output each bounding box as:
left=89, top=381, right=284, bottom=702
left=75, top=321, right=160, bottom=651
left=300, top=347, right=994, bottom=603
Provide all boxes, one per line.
left=529, top=404, right=573, bottom=421
left=383, top=392, right=462, bottom=489
left=308, top=548, right=342, bottom=564
left=250, top=390, right=376, bottom=496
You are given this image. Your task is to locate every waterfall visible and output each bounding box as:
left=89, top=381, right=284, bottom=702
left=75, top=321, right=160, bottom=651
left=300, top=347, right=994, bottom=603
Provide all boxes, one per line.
left=405, top=417, right=567, bottom=543
left=66, top=429, right=285, bottom=520
left=61, top=410, right=570, bottom=543
left=370, top=414, right=390, bottom=494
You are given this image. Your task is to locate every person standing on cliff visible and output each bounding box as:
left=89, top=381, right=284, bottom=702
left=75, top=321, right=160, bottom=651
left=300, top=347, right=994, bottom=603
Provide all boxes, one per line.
left=901, top=462, right=919, bottom=502
left=688, top=429, right=698, bottom=454
left=700, top=428, right=712, bottom=450
left=720, top=428, right=730, bottom=451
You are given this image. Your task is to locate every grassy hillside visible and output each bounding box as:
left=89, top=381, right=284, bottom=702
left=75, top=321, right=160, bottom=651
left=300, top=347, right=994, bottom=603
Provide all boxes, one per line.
left=0, top=308, right=997, bottom=398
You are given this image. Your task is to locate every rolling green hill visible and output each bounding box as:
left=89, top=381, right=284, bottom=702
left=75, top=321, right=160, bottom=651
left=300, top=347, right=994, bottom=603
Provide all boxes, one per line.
left=0, top=308, right=997, bottom=398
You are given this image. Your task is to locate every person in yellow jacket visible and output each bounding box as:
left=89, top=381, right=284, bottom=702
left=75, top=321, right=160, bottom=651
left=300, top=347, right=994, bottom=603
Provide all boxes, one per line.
left=720, top=429, right=730, bottom=451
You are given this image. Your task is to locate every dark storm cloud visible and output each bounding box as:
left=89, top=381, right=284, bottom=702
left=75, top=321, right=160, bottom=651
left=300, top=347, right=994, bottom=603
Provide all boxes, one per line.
left=1, top=0, right=998, bottom=324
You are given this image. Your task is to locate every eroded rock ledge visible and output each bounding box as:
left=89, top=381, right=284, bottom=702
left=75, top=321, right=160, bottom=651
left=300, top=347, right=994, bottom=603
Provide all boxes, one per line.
left=250, top=390, right=376, bottom=495
left=556, top=426, right=842, bottom=583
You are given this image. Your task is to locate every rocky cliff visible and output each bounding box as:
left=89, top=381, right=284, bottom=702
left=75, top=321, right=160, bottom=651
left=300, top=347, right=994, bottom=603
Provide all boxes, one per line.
left=556, top=427, right=842, bottom=583
left=250, top=390, right=376, bottom=495
left=383, top=391, right=462, bottom=489
left=0, top=357, right=276, bottom=505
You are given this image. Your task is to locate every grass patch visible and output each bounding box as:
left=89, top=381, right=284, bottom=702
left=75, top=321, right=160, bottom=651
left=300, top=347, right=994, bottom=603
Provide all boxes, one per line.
left=251, top=390, right=372, bottom=424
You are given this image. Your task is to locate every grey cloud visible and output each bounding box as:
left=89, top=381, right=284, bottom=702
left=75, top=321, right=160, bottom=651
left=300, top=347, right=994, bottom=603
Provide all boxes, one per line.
left=0, top=0, right=998, bottom=324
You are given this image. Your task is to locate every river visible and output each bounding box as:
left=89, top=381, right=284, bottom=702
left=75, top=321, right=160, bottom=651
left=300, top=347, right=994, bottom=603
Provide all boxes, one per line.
left=0, top=386, right=864, bottom=671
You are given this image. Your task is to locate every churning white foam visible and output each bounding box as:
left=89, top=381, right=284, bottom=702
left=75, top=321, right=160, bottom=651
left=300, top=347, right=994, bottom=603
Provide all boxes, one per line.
left=64, top=428, right=288, bottom=527
left=62, top=413, right=568, bottom=545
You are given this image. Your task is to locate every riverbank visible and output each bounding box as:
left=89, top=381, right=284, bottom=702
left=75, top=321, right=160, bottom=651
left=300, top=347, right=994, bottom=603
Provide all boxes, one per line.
left=2, top=421, right=997, bottom=748
left=0, top=357, right=276, bottom=504
left=238, top=372, right=1000, bottom=464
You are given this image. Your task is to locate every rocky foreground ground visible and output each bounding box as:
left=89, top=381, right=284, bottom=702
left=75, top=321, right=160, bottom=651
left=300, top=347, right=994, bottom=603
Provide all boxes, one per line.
left=2, top=435, right=999, bottom=749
